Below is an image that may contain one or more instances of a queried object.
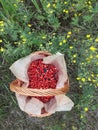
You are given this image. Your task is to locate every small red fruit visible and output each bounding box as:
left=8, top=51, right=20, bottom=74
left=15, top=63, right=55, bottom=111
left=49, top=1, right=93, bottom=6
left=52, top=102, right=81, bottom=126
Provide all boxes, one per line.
left=27, top=59, right=58, bottom=103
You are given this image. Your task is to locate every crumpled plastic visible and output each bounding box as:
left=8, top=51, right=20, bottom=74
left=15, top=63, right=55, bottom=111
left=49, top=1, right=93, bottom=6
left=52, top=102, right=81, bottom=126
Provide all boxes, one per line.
left=10, top=52, right=74, bottom=116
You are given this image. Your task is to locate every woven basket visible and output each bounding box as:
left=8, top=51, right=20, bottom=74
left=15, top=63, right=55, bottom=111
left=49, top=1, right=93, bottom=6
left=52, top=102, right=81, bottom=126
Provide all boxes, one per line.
left=10, top=51, right=69, bottom=117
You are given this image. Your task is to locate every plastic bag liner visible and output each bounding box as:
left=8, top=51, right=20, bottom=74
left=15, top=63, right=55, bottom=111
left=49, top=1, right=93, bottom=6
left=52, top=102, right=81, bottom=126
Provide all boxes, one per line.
left=10, top=51, right=74, bottom=117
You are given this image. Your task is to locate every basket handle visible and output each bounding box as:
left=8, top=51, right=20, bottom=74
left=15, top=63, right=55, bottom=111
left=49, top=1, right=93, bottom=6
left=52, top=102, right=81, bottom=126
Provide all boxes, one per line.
left=10, top=79, right=69, bottom=96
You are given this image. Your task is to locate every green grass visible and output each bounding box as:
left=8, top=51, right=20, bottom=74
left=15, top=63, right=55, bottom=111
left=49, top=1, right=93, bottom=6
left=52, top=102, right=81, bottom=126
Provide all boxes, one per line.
left=0, top=0, right=98, bottom=130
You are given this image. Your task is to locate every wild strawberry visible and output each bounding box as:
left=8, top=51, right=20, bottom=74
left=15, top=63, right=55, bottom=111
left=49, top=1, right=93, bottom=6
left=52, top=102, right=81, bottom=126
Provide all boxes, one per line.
left=27, top=59, right=58, bottom=103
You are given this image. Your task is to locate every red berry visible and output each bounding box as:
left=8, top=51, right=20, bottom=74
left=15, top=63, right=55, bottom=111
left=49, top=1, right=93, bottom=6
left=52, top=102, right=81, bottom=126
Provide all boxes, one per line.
left=27, top=59, right=58, bottom=103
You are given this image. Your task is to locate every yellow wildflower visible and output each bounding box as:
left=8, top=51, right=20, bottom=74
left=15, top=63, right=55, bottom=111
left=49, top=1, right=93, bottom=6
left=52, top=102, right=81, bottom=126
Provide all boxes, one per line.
left=67, top=35, right=70, bottom=38
left=80, top=115, right=83, bottom=119
left=92, top=80, right=96, bottom=83
left=0, top=29, right=4, bottom=32
left=63, top=9, right=65, bottom=12
left=59, top=42, right=63, bottom=46
left=13, top=4, right=17, bottom=7
left=49, top=10, right=53, bottom=14
left=84, top=107, right=88, bottom=112
left=63, top=39, right=66, bottom=43
left=63, top=10, right=68, bottom=14
left=0, top=39, right=2, bottom=43
left=28, top=24, right=32, bottom=27
left=86, top=34, right=91, bottom=38
left=91, top=74, right=94, bottom=77
left=65, top=10, right=68, bottom=14
left=81, top=62, right=84, bottom=65
left=0, top=47, right=4, bottom=52
left=24, top=15, right=27, bottom=18
left=0, top=23, right=4, bottom=26
left=74, top=13, right=77, bottom=17
left=42, top=36, right=46, bottom=39
left=67, top=31, right=72, bottom=35
left=90, top=46, right=97, bottom=51
left=0, top=21, right=4, bottom=27
left=22, top=38, right=26, bottom=42
left=64, top=2, right=67, bottom=5
left=48, top=42, right=52, bottom=45
left=52, top=33, right=56, bottom=36
left=73, top=54, right=77, bottom=58
left=47, top=3, right=51, bottom=8
left=88, top=1, right=91, bottom=4
left=88, top=78, right=91, bottom=81
left=14, top=42, right=17, bottom=44
left=81, top=78, right=85, bottom=82
left=96, top=55, right=98, bottom=58
left=95, top=38, right=98, bottom=42
left=40, top=44, right=43, bottom=47
left=78, top=13, right=81, bottom=16
left=79, top=85, right=82, bottom=88
left=0, top=21, right=4, bottom=24
left=69, top=46, right=73, bottom=49
left=76, top=77, right=80, bottom=80
left=73, top=60, right=76, bottom=63
left=53, top=4, right=56, bottom=8
left=0, top=21, right=4, bottom=26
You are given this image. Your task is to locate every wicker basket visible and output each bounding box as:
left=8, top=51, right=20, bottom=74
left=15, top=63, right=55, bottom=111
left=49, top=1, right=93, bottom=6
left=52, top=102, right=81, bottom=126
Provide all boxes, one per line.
left=10, top=51, right=69, bottom=117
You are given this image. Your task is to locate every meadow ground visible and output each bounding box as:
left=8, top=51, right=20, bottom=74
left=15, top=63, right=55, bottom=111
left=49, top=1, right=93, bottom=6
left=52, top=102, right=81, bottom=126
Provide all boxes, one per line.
left=0, top=0, right=98, bottom=130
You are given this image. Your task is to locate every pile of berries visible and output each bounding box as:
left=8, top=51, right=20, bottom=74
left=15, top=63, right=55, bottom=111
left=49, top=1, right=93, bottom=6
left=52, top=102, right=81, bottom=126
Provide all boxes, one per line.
left=27, top=59, right=58, bottom=103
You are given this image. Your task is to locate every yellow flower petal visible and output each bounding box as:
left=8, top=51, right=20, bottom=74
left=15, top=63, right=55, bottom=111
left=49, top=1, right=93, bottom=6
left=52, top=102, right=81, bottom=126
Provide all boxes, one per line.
left=95, top=38, right=98, bottom=42
left=47, top=3, right=51, bottom=8
left=59, top=42, right=63, bottom=46
left=84, top=107, right=88, bottom=112
left=0, top=47, right=4, bottom=52
left=28, top=24, right=32, bottom=27
left=69, top=46, right=73, bottom=49
left=63, top=39, right=66, bottom=43
left=90, top=46, right=97, bottom=51
left=76, top=77, right=80, bottom=80
left=48, top=42, right=52, bottom=45
left=67, top=31, right=72, bottom=35
left=0, top=39, right=3, bottom=43
left=80, top=115, right=84, bottom=119
left=64, top=2, right=67, bottom=5
left=73, top=60, right=76, bottom=63
left=86, top=34, right=91, bottom=38
left=42, top=36, right=46, bottom=39
left=81, top=78, right=85, bottom=82
left=73, top=54, right=77, bottom=58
